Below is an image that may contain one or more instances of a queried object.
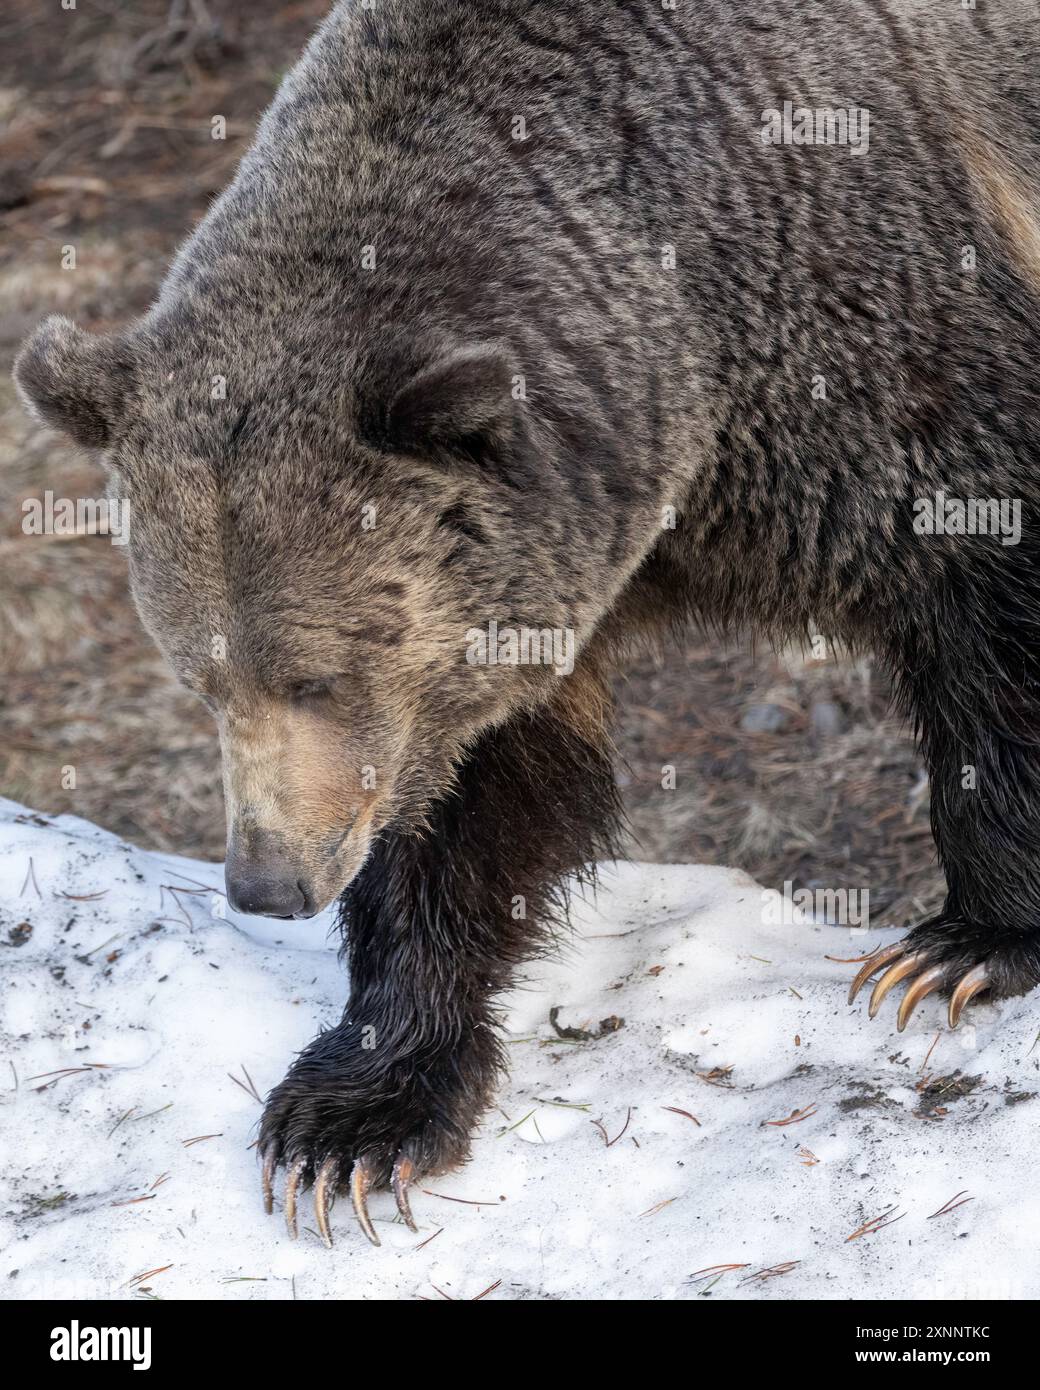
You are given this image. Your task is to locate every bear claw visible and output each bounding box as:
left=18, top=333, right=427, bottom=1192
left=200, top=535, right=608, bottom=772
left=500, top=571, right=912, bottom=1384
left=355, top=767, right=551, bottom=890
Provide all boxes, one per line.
left=313, top=1156, right=339, bottom=1248
left=847, top=944, right=906, bottom=1006
left=848, top=945, right=991, bottom=1031
left=261, top=1148, right=421, bottom=1248
left=261, top=1147, right=277, bottom=1216
left=350, top=1158, right=379, bottom=1246
left=948, top=962, right=990, bottom=1028
left=867, top=951, right=928, bottom=1019
left=895, top=963, right=946, bottom=1031
left=283, top=1155, right=307, bottom=1239
left=392, top=1155, right=418, bottom=1233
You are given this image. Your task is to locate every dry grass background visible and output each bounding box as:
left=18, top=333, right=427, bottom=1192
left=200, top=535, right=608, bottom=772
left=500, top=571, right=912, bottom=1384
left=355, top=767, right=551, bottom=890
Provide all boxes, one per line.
left=0, top=0, right=943, bottom=926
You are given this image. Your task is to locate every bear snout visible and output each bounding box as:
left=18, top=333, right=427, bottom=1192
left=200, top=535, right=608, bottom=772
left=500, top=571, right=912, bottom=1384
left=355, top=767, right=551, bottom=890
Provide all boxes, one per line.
left=225, top=844, right=318, bottom=920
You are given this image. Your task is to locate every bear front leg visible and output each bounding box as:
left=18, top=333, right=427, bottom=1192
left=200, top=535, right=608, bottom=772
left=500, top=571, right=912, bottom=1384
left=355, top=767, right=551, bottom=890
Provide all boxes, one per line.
left=850, top=608, right=1040, bottom=1030
left=258, top=667, right=621, bottom=1246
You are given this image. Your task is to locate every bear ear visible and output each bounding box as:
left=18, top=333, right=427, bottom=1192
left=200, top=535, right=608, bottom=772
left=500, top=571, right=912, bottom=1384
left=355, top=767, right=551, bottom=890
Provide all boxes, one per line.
left=13, top=314, right=134, bottom=450
left=360, top=342, right=516, bottom=465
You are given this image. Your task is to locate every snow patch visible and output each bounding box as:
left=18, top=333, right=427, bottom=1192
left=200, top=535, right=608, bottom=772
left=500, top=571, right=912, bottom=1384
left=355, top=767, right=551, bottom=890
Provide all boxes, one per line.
left=0, top=799, right=1036, bottom=1301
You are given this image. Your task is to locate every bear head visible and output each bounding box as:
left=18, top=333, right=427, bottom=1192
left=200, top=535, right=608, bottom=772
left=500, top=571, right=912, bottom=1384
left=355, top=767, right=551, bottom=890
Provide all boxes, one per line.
left=14, top=307, right=609, bottom=918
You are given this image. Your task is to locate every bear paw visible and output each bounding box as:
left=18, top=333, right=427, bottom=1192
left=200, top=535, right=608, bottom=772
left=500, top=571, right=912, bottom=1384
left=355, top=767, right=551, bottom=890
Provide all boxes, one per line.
left=257, top=1043, right=483, bottom=1248
left=847, top=913, right=1040, bottom=1032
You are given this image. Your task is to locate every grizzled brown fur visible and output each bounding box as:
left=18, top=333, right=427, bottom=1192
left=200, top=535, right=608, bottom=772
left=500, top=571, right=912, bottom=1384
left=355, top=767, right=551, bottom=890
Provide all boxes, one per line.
left=15, top=0, right=1040, bottom=1226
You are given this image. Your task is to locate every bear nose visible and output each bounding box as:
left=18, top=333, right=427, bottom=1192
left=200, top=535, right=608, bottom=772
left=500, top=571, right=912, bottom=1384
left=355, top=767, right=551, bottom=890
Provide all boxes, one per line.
left=225, top=866, right=315, bottom=919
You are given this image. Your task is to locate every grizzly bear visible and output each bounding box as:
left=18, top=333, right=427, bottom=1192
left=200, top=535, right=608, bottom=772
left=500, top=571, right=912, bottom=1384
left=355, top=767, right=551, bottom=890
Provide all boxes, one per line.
left=15, top=0, right=1040, bottom=1246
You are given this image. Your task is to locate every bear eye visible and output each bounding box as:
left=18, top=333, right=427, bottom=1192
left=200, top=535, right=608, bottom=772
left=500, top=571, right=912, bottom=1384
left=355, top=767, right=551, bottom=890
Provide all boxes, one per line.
left=288, top=677, right=335, bottom=702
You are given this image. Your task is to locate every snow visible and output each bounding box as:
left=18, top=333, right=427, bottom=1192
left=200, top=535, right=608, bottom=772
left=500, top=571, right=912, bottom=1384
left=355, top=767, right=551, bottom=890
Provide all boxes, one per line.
left=0, top=797, right=1037, bottom=1302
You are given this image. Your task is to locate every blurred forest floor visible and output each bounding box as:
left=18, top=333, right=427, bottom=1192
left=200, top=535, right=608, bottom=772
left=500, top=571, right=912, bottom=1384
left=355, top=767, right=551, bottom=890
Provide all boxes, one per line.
left=0, top=0, right=943, bottom=929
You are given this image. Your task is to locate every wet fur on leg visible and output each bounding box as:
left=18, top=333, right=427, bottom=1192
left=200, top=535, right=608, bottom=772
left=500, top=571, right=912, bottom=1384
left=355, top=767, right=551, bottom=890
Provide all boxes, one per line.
left=258, top=660, right=623, bottom=1187
left=880, top=530, right=1040, bottom=1005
